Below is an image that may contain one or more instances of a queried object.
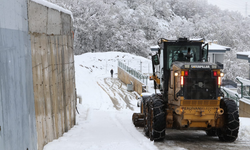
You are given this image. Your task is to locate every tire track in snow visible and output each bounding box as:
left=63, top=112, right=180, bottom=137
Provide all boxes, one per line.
left=110, top=113, right=158, bottom=150
left=103, top=78, right=135, bottom=110
left=96, top=81, right=121, bottom=110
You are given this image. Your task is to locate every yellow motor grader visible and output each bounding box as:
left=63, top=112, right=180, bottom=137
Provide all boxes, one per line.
left=132, top=38, right=239, bottom=142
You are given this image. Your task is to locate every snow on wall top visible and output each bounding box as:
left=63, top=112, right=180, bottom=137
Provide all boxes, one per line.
left=240, top=97, right=250, bottom=105
left=31, top=0, right=73, bottom=19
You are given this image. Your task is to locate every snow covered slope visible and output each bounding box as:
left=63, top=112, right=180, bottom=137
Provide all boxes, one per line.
left=44, top=52, right=250, bottom=150
left=43, top=52, right=160, bottom=150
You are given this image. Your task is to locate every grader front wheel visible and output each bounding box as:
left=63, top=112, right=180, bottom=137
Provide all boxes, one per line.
left=144, top=101, right=149, bottom=136
left=147, top=95, right=166, bottom=141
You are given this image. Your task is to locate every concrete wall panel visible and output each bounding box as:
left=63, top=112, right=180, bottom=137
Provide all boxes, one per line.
left=28, top=1, right=48, bottom=34
left=62, top=13, right=71, bottom=35
left=30, top=34, right=76, bottom=150
left=239, top=101, right=250, bottom=118
left=47, top=8, right=62, bottom=35
left=0, top=1, right=37, bottom=150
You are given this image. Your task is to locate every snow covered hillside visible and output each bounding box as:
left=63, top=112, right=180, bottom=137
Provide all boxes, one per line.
left=43, top=52, right=250, bottom=150
left=46, top=0, right=250, bottom=81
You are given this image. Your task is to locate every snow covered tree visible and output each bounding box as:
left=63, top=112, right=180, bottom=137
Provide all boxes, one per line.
left=46, top=0, right=250, bottom=80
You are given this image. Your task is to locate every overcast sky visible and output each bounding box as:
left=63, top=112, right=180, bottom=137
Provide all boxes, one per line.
left=207, top=0, right=249, bottom=17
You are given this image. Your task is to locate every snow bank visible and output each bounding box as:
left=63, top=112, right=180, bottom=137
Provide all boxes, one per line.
left=238, top=117, right=250, bottom=141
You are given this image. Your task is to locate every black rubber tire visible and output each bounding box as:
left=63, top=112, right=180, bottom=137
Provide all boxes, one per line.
left=206, top=128, right=217, bottom=136
left=217, top=98, right=239, bottom=142
left=143, top=100, right=149, bottom=136
left=147, top=95, right=166, bottom=141
left=147, top=100, right=153, bottom=141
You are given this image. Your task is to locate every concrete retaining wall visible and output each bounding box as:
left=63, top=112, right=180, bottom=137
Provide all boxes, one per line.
left=118, top=67, right=143, bottom=94
left=0, top=0, right=37, bottom=150
left=1, top=1, right=75, bottom=149
left=239, top=100, right=250, bottom=118
left=28, top=1, right=76, bottom=150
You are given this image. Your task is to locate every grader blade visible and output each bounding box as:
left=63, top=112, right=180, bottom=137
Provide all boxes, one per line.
left=132, top=113, right=144, bottom=127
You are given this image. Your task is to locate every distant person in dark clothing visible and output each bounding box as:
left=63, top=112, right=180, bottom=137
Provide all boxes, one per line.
left=110, top=69, right=113, bottom=78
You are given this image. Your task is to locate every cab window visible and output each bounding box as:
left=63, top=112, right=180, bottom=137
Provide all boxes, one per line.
left=167, top=45, right=200, bottom=69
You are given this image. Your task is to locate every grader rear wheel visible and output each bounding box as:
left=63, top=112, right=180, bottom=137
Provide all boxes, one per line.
left=217, top=98, right=239, bottom=142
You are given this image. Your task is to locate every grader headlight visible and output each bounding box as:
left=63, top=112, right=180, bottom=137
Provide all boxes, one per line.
left=220, top=72, right=224, bottom=77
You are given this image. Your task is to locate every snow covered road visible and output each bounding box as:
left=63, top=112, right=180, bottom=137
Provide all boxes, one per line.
left=44, top=77, right=158, bottom=150
left=44, top=52, right=250, bottom=150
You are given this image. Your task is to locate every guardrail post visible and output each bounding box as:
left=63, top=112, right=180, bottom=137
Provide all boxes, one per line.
left=235, top=94, right=240, bottom=108
left=236, top=78, right=243, bottom=98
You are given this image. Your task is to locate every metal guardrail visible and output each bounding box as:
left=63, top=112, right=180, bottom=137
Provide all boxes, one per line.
left=236, top=76, right=250, bottom=98
left=221, top=87, right=240, bottom=107
left=118, top=60, right=148, bottom=85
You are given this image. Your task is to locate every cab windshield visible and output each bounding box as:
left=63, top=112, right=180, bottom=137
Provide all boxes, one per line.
left=167, top=45, right=201, bottom=68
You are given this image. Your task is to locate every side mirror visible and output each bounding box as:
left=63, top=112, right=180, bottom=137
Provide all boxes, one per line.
left=152, top=54, right=159, bottom=65
left=202, top=43, right=209, bottom=62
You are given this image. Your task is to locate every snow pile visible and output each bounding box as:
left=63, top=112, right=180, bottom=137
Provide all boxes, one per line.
left=239, top=117, right=250, bottom=140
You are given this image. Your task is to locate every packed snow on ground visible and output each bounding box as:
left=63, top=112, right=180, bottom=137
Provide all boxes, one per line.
left=43, top=52, right=250, bottom=150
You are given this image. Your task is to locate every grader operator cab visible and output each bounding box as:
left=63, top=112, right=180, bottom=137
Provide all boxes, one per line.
left=132, top=38, right=239, bottom=142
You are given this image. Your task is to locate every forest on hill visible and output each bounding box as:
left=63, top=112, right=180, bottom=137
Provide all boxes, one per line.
left=47, top=0, right=250, bottom=80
